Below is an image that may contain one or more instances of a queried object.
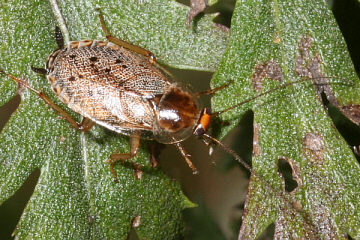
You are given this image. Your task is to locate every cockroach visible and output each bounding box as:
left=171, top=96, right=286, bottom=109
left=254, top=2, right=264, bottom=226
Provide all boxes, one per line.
left=1, top=11, right=343, bottom=236
left=0, top=11, right=329, bottom=194
left=1, top=12, right=321, bottom=180
left=2, top=13, right=225, bottom=179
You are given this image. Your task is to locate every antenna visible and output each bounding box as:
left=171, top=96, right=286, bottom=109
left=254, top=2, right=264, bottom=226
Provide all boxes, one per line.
left=212, top=76, right=351, bottom=117
left=201, top=133, right=319, bottom=234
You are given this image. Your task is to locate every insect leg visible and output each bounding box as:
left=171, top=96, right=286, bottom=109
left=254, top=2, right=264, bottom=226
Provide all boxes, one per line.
left=79, top=117, right=96, bottom=132
left=97, top=10, right=156, bottom=64
left=149, top=142, right=165, bottom=168
left=195, top=80, right=233, bottom=97
left=108, top=132, right=141, bottom=182
left=0, top=69, right=95, bottom=132
left=174, top=142, right=199, bottom=174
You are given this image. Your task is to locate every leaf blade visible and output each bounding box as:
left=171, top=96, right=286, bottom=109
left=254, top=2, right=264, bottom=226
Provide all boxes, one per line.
left=211, top=0, right=360, bottom=239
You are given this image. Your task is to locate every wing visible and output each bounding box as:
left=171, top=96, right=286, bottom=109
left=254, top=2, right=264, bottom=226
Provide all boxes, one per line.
left=46, top=40, right=172, bottom=135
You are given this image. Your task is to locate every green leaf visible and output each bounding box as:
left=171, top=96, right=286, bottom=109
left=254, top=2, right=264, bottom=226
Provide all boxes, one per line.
left=0, top=0, right=227, bottom=239
left=211, top=0, right=360, bottom=239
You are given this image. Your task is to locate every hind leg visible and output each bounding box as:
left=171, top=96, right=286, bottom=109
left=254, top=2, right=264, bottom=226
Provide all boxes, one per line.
left=0, top=69, right=95, bottom=132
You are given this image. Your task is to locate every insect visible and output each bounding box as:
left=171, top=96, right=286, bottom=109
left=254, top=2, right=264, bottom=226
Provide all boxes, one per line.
left=0, top=12, right=231, bottom=180
left=0, top=12, right=329, bottom=183
left=1, top=11, right=346, bottom=237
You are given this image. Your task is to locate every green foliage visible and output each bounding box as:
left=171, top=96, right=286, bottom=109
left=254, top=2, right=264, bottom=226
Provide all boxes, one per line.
left=211, top=0, right=360, bottom=239
left=1, top=0, right=360, bottom=239
left=0, top=0, right=227, bottom=239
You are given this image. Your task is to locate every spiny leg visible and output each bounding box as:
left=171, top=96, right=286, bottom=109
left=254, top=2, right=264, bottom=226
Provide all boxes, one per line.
left=97, top=9, right=156, bottom=64
left=0, top=69, right=95, bottom=132
left=175, top=142, right=199, bottom=174
left=108, top=132, right=141, bottom=182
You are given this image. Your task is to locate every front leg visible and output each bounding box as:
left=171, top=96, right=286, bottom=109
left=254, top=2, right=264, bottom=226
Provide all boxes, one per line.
left=174, top=141, right=198, bottom=174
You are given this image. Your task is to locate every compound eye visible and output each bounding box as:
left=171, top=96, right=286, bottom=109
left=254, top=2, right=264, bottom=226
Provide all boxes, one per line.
left=153, top=85, right=201, bottom=144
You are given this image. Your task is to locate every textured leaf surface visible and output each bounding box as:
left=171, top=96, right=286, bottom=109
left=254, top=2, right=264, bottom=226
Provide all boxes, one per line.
left=211, top=0, right=360, bottom=239
left=0, top=0, right=228, bottom=239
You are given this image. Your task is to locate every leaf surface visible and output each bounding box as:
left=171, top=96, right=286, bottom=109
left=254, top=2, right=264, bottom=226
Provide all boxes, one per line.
left=211, top=0, right=360, bottom=239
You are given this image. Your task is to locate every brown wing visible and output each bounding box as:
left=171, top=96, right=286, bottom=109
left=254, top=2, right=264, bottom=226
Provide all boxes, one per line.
left=46, top=40, right=171, bottom=134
